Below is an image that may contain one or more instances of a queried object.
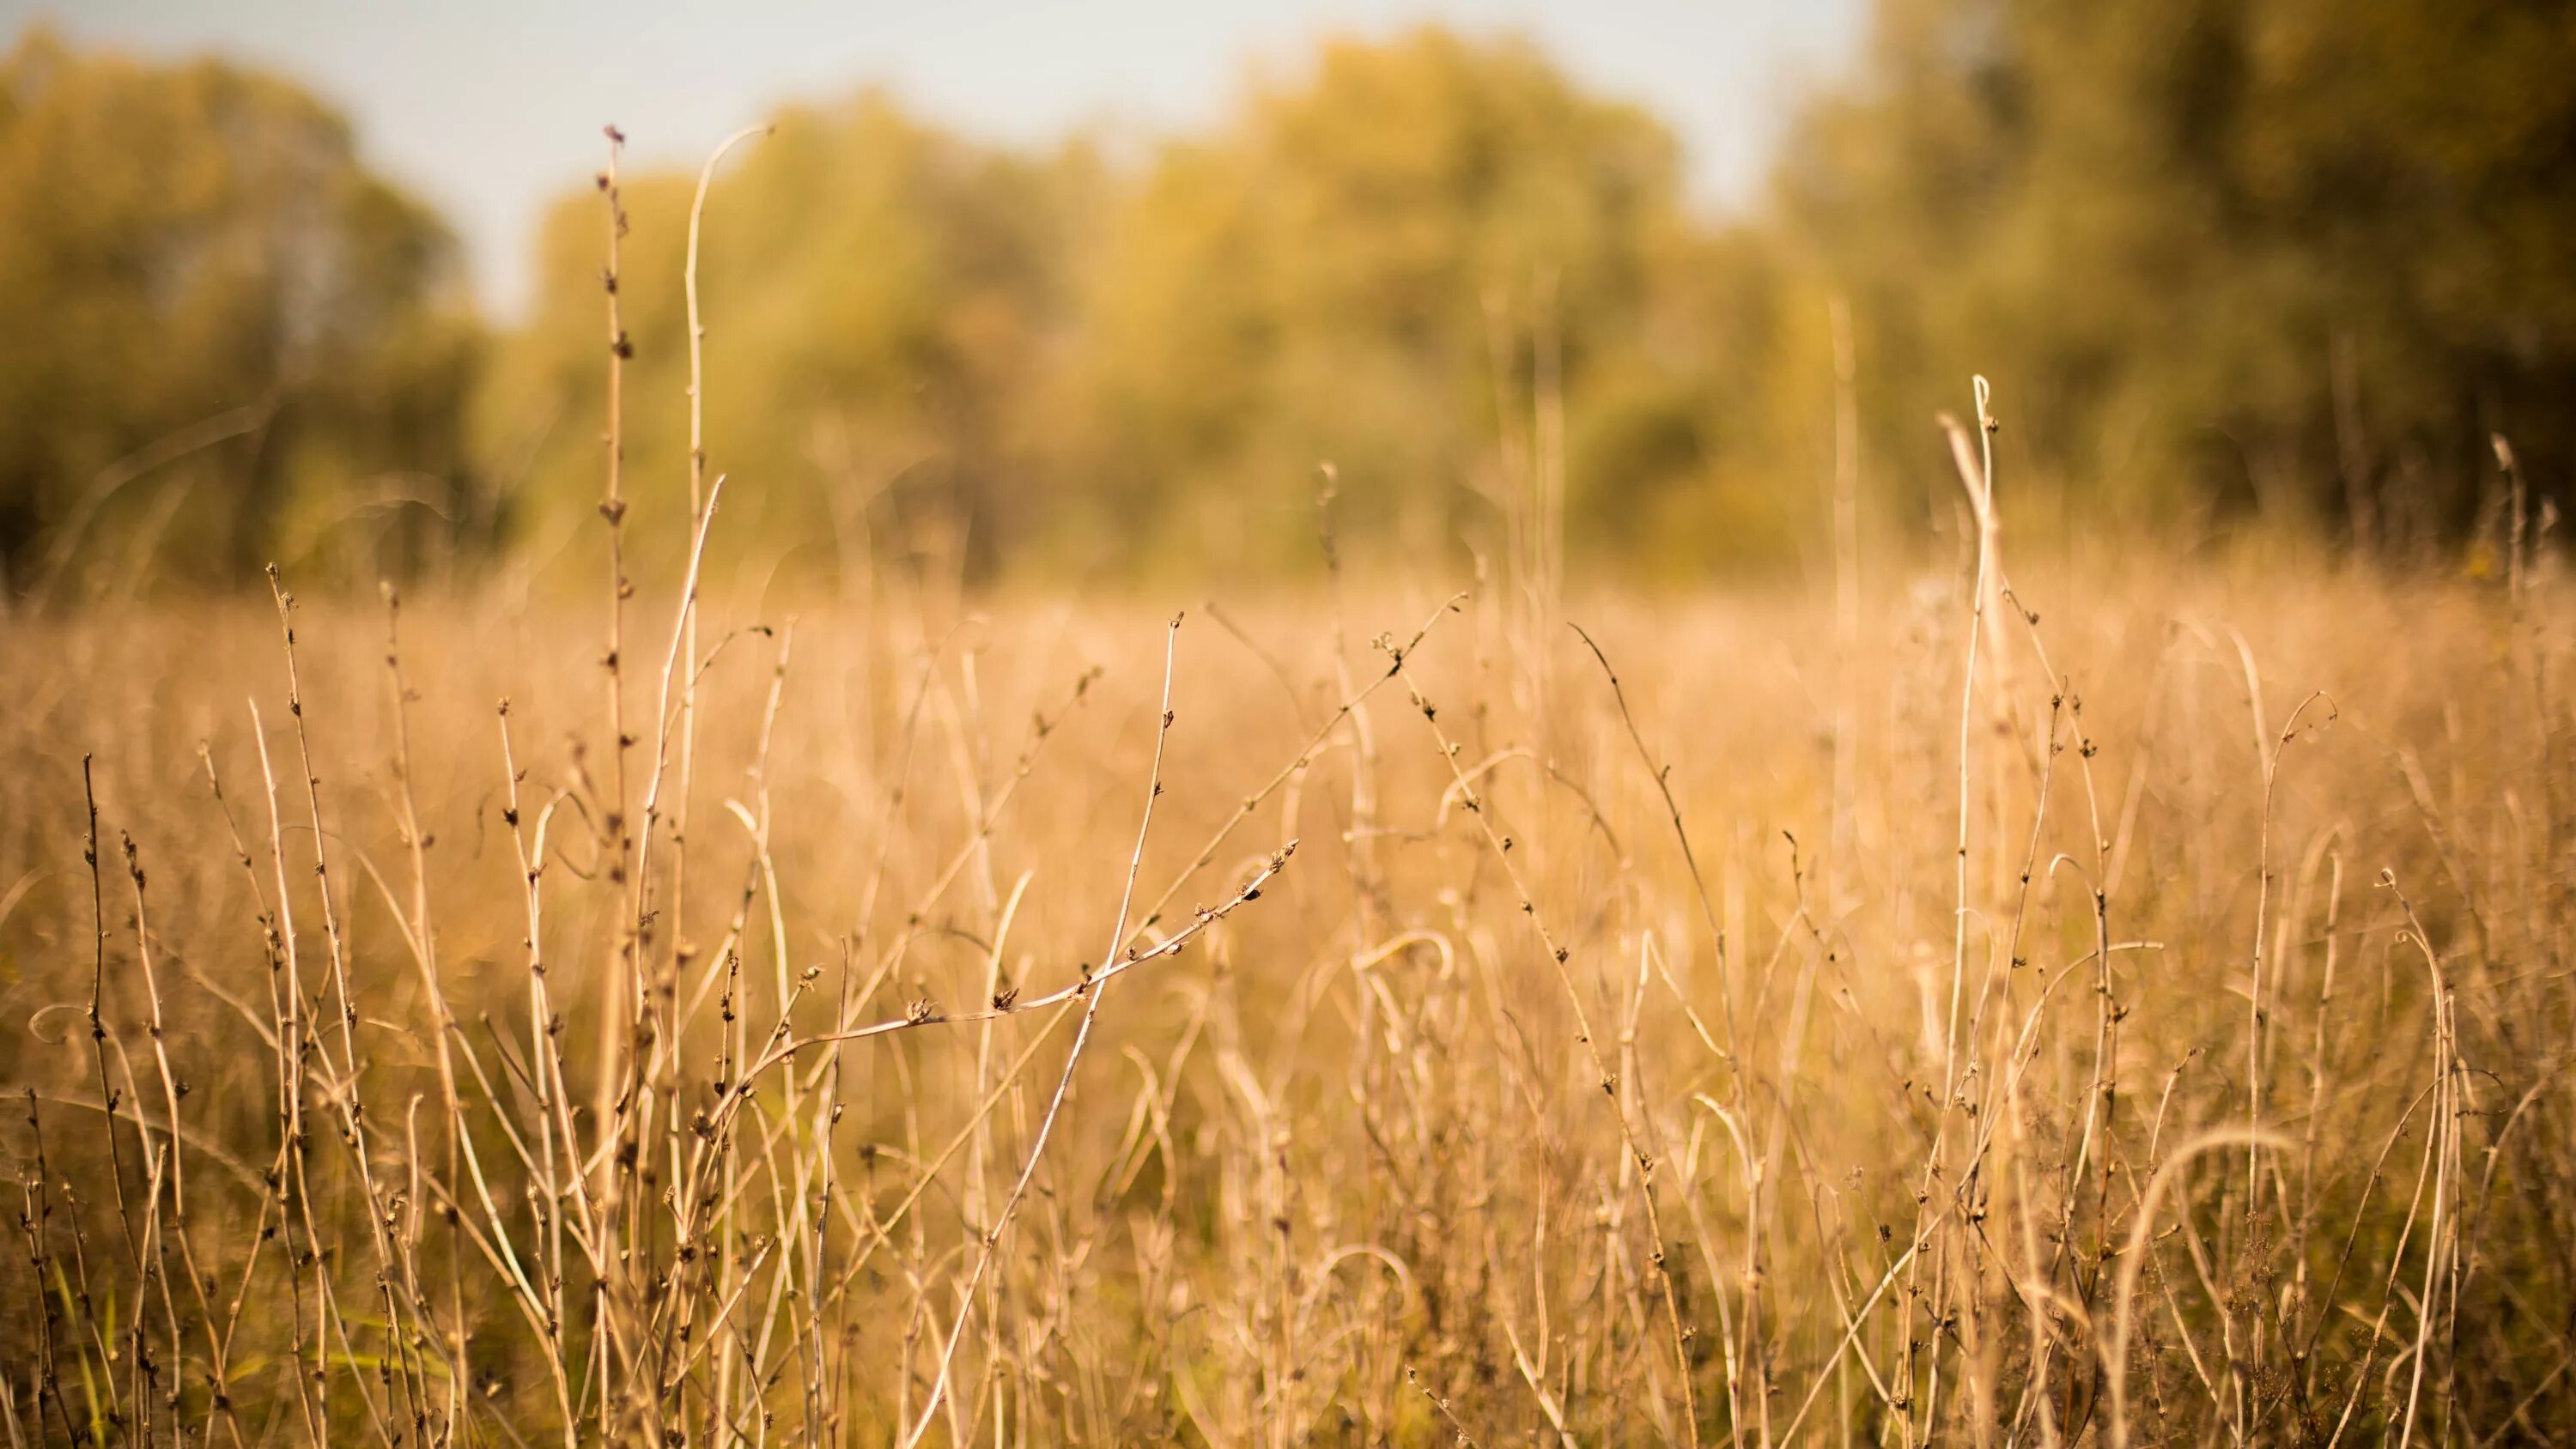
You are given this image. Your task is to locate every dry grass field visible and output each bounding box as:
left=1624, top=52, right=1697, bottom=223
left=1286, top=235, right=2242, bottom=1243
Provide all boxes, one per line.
left=7, top=5, right=2574, bottom=1445
left=3, top=486, right=2572, bottom=1446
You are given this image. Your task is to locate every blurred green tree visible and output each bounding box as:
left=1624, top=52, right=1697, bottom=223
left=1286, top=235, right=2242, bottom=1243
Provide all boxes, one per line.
left=1042, top=27, right=1786, bottom=574
left=0, top=28, right=479, bottom=598
left=1774, top=0, right=2576, bottom=549
left=478, top=92, right=1095, bottom=587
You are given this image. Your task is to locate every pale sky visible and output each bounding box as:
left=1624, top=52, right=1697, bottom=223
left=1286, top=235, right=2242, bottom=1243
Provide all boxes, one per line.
left=5, top=0, right=1865, bottom=319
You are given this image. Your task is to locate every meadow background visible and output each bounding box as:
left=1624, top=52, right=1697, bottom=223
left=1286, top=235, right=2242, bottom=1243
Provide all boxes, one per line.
left=2, top=2, right=2573, bottom=1445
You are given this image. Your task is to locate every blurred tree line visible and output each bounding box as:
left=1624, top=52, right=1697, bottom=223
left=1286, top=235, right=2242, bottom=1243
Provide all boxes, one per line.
left=0, top=28, right=477, bottom=598
left=4, top=3, right=2571, bottom=597
left=1783, top=0, right=2576, bottom=554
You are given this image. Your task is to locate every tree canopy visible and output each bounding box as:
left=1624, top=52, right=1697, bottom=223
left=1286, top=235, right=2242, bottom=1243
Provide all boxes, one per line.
left=0, top=27, right=477, bottom=595
left=1041, top=30, right=1717, bottom=567
left=477, top=90, right=1095, bottom=580
left=1778, top=0, right=2576, bottom=543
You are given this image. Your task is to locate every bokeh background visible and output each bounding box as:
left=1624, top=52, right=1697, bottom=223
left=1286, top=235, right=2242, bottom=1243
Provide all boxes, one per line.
left=3, top=0, right=2571, bottom=599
